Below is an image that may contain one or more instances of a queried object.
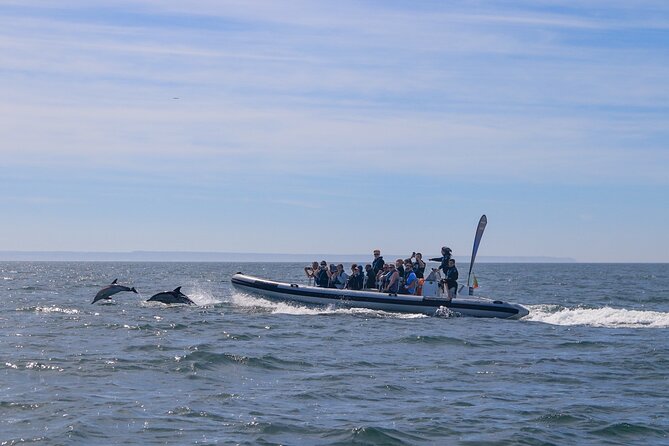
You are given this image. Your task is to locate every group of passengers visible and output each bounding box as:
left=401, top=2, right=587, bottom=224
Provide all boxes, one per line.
left=304, top=247, right=459, bottom=299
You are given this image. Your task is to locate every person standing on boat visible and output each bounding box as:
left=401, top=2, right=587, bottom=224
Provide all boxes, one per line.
left=372, top=250, right=385, bottom=280
left=400, top=262, right=418, bottom=295
left=445, top=259, right=459, bottom=300
left=430, top=247, right=452, bottom=274
left=364, top=264, right=376, bottom=289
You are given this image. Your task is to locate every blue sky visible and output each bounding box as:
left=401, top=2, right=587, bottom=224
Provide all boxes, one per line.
left=1, top=0, right=668, bottom=262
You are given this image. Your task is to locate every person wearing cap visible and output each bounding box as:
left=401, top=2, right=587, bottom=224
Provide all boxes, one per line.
left=430, top=246, right=452, bottom=274
left=372, top=250, right=385, bottom=278
left=315, top=261, right=329, bottom=288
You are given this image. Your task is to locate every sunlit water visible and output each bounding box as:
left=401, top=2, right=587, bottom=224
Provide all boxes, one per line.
left=1, top=262, right=668, bottom=445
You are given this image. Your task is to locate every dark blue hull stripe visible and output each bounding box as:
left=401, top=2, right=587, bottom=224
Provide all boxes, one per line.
left=231, top=276, right=519, bottom=315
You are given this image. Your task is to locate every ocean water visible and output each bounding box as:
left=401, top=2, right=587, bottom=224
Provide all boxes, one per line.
left=1, top=262, right=668, bottom=445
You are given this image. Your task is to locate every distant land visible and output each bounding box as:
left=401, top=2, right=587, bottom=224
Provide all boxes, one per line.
left=0, top=251, right=576, bottom=263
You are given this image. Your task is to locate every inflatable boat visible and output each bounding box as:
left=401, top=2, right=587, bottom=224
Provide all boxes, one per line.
left=231, top=273, right=529, bottom=319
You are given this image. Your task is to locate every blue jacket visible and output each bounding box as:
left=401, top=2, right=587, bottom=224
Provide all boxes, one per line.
left=404, top=271, right=417, bottom=293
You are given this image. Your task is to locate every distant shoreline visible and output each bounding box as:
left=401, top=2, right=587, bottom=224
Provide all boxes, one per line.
left=0, top=251, right=577, bottom=263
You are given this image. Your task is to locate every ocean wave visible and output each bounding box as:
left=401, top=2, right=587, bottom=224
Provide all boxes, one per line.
left=398, top=335, right=468, bottom=345
left=178, top=350, right=312, bottom=371
left=590, top=422, right=668, bottom=438
left=525, top=304, right=669, bottom=328
left=322, top=425, right=428, bottom=445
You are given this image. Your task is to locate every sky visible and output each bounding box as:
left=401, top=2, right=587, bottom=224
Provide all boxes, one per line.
left=1, top=0, right=668, bottom=262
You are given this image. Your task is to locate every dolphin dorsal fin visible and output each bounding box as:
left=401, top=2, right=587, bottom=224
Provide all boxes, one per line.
left=112, top=279, right=118, bottom=284
left=173, top=286, right=182, bottom=293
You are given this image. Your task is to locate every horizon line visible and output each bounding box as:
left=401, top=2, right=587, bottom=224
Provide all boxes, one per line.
left=0, top=249, right=588, bottom=263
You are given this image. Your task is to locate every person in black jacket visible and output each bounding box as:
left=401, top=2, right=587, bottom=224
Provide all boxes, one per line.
left=372, top=250, right=385, bottom=278
left=430, top=247, right=452, bottom=274
left=346, top=264, right=363, bottom=290
left=315, top=261, right=330, bottom=288
left=356, top=265, right=365, bottom=289
left=445, top=259, right=459, bottom=300
left=364, top=264, right=376, bottom=289
left=395, top=259, right=405, bottom=281
left=412, top=252, right=426, bottom=279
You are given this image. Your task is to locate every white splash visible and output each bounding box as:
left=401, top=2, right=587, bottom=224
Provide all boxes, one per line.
left=230, top=292, right=426, bottom=318
left=231, top=292, right=332, bottom=315
left=525, top=304, right=669, bottom=328
left=187, top=287, right=222, bottom=306
left=33, top=306, right=80, bottom=315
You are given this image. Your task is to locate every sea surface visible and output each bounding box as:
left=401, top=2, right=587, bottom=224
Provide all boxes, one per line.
left=1, top=262, right=668, bottom=445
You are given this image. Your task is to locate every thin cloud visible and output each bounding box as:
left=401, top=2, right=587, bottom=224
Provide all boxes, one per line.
left=1, top=1, right=667, bottom=187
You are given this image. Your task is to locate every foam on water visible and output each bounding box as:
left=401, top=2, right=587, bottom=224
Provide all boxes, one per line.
left=525, top=304, right=669, bottom=328
left=231, top=292, right=326, bottom=315
left=17, top=305, right=80, bottom=315
left=230, top=292, right=427, bottom=318
left=186, top=288, right=221, bottom=306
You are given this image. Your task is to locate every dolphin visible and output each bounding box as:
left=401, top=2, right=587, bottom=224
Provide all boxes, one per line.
left=147, top=286, right=194, bottom=305
left=92, top=279, right=138, bottom=304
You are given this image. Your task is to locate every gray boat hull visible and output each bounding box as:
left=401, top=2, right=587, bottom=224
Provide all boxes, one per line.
left=231, top=273, right=529, bottom=319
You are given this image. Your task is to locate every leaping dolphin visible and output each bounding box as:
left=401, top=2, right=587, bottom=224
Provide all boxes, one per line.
left=92, top=279, right=138, bottom=304
left=147, top=286, right=194, bottom=305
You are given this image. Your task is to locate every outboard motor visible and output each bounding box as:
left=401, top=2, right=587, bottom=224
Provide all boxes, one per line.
left=421, top=270, right=443, bottom=298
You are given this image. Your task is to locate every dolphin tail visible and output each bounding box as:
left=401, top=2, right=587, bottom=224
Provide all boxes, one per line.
left=131, top=287, right=138, bottom=294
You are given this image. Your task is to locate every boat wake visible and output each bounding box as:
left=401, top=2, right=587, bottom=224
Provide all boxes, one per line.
left=525, top=304, right=669, bottom=328
left=230, top=292, right=428, bottom=319
left=186, top=287, right=222, bottom=306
